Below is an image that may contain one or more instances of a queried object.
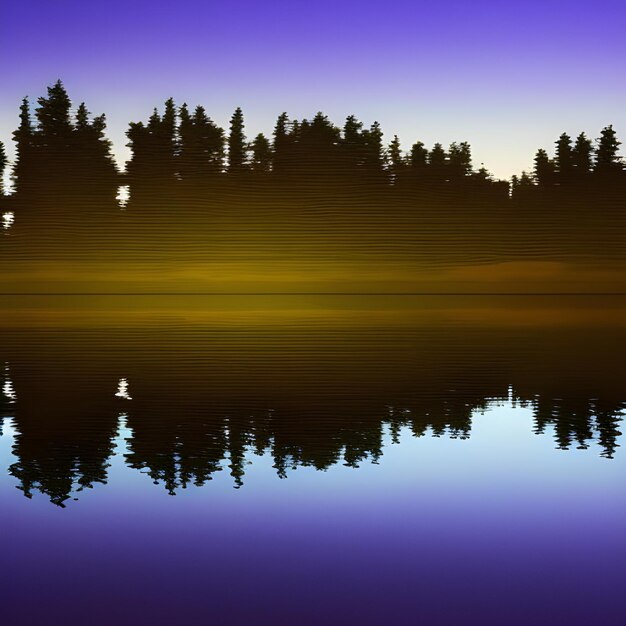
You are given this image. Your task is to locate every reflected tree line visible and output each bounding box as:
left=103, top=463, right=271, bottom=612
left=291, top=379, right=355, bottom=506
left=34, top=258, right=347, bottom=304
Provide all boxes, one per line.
left=1, top=374, right=622, bottom=508
left=1, top=318, right=623, bottom=507
left=0, top=81, right=623, bottom=207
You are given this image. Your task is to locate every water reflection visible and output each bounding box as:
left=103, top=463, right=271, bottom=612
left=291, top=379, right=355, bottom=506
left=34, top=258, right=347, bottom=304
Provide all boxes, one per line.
left=115, top=184, right=130, bottom=208
left=0, top=295, right=623, bottom=507
left=115, top=377, right=132, bottom=400
left=2, top=211, right=14, bottom=230
left=1, top=390, right=622, bottom=507
left=2, top=363, right=16, bottom=402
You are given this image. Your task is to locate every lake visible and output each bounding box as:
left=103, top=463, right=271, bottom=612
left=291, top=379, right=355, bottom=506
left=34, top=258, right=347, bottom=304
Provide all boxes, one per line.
left=1, top=295, right=625, bottom=625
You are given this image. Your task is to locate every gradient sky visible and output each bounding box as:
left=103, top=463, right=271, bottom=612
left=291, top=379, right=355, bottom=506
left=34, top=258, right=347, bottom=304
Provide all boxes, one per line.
left=1, top=0, right=625, bottom=179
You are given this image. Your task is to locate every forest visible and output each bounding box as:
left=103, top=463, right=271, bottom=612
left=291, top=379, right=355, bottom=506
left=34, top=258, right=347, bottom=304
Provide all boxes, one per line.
left=1, top=80, right=624, bottom=205
left=1, top=81, right=625, bottom=280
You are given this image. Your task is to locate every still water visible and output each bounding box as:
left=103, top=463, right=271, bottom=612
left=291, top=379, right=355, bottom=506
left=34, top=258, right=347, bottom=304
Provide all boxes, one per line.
left=1, top=295, right=625, bottom=625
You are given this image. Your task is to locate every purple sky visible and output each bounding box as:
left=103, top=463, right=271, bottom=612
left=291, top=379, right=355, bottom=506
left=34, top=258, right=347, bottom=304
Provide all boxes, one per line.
left=1, top=0, right=625, bottom=179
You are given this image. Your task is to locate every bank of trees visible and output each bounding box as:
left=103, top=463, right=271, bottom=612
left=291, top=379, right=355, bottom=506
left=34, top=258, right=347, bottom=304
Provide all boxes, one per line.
left=10, top=81, right=117, bottom=199
left=511, top=127, right=624, bottom=202
left=2, top=81, right=624, bottom=207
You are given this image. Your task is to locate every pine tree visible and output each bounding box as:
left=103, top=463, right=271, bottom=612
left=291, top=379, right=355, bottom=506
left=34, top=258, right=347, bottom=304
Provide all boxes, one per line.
left=555, top=133, right=573, bottom=183
left=152, top=98, right=178, bottom=181
left=127, top=100, right=179, bottom=190
left=342, top=115, right=366, bottom=172
left=178, top=104, right=225, bottom=181
left=177, top=103, right=193, bottom=178
left=193, top=106, right=224, bottom=176
left=409, top=142, right=428, bottom=169
left=595, top=125, right=622, bottom=173
left=533, top=148, right=555, bottom=187
left=14, top=81, right=116, bottom=197
left=572, top=132, right=593, bottom=176
left=0, top=141, right=6, bottom=195
left=72, top=103, right=117, bottom=190
left=228, top=107, right=247, bottom=173
left=511, top=171, right=536, bottom=201
left=362, top=121, right=384, bottom=172
left=428, top=143, right=447, bottom=183
left=388, top=135, right=403, bottom=178
left=126, top=121, right=150, bottom=187
left=447, top=142, right=472, bottom=182
left=272, top=112, right=291, bottom=174
left=35, top=80, right=72, bottom=140
left=13, top=98, right=34, bottom=191
left=33, top=80, right=74, bottom=190
left=250, top=133, right=272, bottom=172
left=298, top=112, right=341, bottom=175
left=12, top=97, right=34, bottom=194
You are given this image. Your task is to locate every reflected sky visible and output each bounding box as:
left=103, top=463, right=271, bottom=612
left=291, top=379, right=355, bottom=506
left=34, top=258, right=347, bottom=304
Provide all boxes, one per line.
left=1, top=296, right=625, bottom=624
left=1, top=396, right=623, bottom=501
left=2, top=401, right=625, bottom=625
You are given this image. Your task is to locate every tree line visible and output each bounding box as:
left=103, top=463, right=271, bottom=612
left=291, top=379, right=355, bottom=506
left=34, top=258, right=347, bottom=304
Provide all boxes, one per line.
left=1, top=81, right=623, bottom=205
left=3, top=375, right=621, bottom=507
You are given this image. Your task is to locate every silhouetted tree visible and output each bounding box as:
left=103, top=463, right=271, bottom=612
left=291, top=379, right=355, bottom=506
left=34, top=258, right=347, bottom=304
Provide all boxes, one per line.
left=511, top=171, right=535, bottom=201
left=272, top=112, right=291, bottom=174
left=408, top=141, right=428, bottom=187
left=35, top=80, right=72, bottom=140
left=152, top=98, right=178, bottom=181
left=361, top=121, right=385, bottom=181
left=126, top=99, right=179, bottom=193
left=228, top=107, right=247, bottom=173
left=10, top=82, right=117, bottom=200
left=72, top=102, right=117, bottom=191
left=555, top=133, right=573, bottom=184
left=32, top=80, right=73, bottom=191
left=595, top=125, right=622, bottom=173
left=298, top=112, right=341, bottom=176
left=388, top=135, right=403, bottom=182
left=12, top=97, right=35, bottom=195
left=533, top=148, right=555, bottom=187
left=250, top=133, right=272, bottom=172
left=428, top=142, right=447, bottom=185
left=341, top=115, right=366, bottom=173
left=572, top=132, right=593, bottom=178
left=0, top=141, right=6, bottom=196
left=448, top=141, right=472, bottom=184
left=178, top=104, right=225, bottom=181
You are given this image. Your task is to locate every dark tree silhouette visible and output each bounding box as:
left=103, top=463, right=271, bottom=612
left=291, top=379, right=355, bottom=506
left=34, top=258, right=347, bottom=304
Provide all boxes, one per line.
left=408, top=141, right=429, bottom=187
left=533, top=148, right=555, bottom=187
left=388, top=134, right=403, bottom=181
left=72, top=102, right=117, bottom=192
left=11, top=97, right=35, bottom=196
left=178, top=104, right=225, bottom=181
left=4, top=82, right=624, bottom=235
left=297, top=112, right=341, bottom=176
left=250, top=133, right=272, bottom=172
left=0, top=141, right=6, bottom=196
left=32, top=80, right=73, bottom=192
left=228, top=107, right=247, bottom=173
left=428, top=142, right=447, bottom=185
left=447, top=141, right=472, bottom=184
left=9, top=82, right=117, bottom=200
left=361, top=121, right=385, bottom=181
left=35, top=79, right=72, bottom=139
left=595, top=125, right=622, bottom=173
left=572, top=132, right=593, bottom=179
left=555, top=133, right=573, bottom=185
left=341, top=115, right=367, bottom=173
left=126, top=99, right=180, bottom=194
left=272, top=112, right=292, bottom=174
